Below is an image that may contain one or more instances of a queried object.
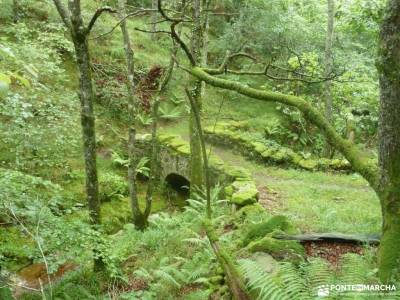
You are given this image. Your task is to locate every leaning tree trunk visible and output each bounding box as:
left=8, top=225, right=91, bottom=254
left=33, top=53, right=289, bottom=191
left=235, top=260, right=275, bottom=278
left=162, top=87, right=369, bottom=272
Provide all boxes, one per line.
left=323, top=0, right=335, bottom=157
left=377, top=0, right=400, bottom=283
left=187, top=89, right=250, bottom=300
left=118, top=0, right=148, bottom=229
left=189, top=0, right=205, bottom=195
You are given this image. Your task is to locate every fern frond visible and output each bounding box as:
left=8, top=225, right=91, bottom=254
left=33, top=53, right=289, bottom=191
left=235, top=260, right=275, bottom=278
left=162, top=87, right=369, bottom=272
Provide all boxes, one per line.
left=239, top=259, right=290, bottom=300
left=338, top=253, right=370, bottom=284
left=279, top=262, right=311, bottom=300
left=154, top=269, right=181, bottom=288
left=302, top=257, right=333, bottom=291
left=182, top=237, right=209, bottom=247
left=133, top=267, right=153, bottom=281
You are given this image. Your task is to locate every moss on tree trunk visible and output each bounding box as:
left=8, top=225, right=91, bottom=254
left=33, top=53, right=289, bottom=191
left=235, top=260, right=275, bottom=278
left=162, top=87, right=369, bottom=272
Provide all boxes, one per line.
left=377, top=0, right=400, bottom=283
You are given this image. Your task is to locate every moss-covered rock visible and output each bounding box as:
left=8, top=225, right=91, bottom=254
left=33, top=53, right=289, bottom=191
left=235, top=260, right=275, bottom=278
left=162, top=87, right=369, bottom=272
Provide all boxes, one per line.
left=225, top=166, right=252, bottom=180
left=261, top=148, right=274, bottom=159
left=224, top=185, right=234, bottom=198
left=298, top=159, right=318, bottom=170
left=290, top=152, right=303, bottom=164
left=157, top=133, right=178, bottom=143
left=176, top=144, right=190, bottom=155
left=235, top=203, right=269, bottom=222
left=242, top=215, right=296, bottom=246
left=251, top=141, right=267, bottom=153
left=247, top=236, right=305, bottom=261
left=250, top=252, right=279, bottom=274
left=168, top=138, right=187, bottom=150
left=231, top=180, right=258, bottom=206
left=328, top=158, right=350, bottom=170
left=270, top=149, right=288, bottom=163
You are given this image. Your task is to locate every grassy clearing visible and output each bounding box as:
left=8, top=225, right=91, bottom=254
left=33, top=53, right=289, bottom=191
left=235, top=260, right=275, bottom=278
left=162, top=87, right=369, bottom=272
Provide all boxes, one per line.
left=210, top=145, right=381, bottom=234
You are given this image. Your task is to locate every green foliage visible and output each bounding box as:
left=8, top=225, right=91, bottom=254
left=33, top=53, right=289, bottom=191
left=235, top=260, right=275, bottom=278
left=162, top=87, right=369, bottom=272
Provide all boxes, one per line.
left=159, top=103, right=185, bottom=121
left=0, top=168, right=63, bottom=221
left=0, top=21, right=79, bottom=175
left=111, top=152, right=150, bottom=177
left=98, top=172, right=128, bottom=202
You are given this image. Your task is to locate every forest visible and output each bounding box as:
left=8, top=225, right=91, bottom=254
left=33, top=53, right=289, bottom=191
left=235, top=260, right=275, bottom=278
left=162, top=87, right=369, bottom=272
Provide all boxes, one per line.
left=0, top=0, right=399, bottom=299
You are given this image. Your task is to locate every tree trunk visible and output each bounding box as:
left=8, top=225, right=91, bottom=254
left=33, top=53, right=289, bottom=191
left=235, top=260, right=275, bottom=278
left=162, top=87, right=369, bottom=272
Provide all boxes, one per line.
left=377, top=0, right=400, bottom=283
left=144, top=97, right=160, bottom=218
left=118, top=0, right=148, bottom=230
left=189, top=0, right=205, bottom=195
left=151, top=0, right=158, bottom=40
left=323, top=0, right=335, bottom=157
left=201, top=0, right=211, bottom=95
left=13, top=0, right=20, bottom=23
left=68, top=1, right=102, bottom=270
left=127, top=127, right=147, bottom=229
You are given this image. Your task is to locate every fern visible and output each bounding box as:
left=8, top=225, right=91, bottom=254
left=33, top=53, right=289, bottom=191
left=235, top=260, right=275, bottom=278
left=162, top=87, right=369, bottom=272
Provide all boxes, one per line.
left=279, top=262, right=311, bottom=300
left=136, top=113, right=152, bottom=126
left=136, top=157, right=150, bottom=177
left=133, top=267, right=153, bottom=281
left=240, top=257, right=339, bottom=300
left=159, top=104, right=184, bottom=120
left=302, top=257, right=333, bottom=292
left=111, top=151, right=128, bottom=168
left=338, top=253, right=371, bottom=284
left=239, top=259, right=290, bottom=300
left=154, top=269, right=182, bottom=288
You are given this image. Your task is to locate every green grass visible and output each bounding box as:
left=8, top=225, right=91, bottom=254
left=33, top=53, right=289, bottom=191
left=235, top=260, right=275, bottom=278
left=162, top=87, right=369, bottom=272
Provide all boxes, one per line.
left=210, top=145, right=381, bottom=234
left=260, top=167, right=380, bottom=233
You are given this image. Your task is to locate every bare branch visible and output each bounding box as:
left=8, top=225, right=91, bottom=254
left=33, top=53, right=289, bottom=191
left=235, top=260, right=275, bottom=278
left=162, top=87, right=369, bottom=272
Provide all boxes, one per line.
left=134, top=27, right=171, bottom=34
left=52, top=0, right=71, bottom=29
left=203, top=53, right=345, bottom=84
left=170, top=21, right=196, bottom=65
left=91, top=8, right=155, bottom=40
left=157, top=0, right=186, bottom=22
left=154, top=0, right=196, bottom=65
left=87, top=6, right=117, bottom=33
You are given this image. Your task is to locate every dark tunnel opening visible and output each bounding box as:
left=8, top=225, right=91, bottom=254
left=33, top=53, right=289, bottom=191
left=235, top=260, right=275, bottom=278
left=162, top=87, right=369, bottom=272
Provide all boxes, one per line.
left=164, top=173, right=190, bottom=203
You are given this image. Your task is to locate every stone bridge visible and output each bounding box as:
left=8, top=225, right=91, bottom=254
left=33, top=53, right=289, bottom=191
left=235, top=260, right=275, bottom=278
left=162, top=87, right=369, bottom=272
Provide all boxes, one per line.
left=135, top=133, right=260, bottom=206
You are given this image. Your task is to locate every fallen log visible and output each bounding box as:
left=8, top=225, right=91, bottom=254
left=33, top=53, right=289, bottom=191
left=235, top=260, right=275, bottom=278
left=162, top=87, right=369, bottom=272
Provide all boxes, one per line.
left=275, top=232, right=380, bottom=245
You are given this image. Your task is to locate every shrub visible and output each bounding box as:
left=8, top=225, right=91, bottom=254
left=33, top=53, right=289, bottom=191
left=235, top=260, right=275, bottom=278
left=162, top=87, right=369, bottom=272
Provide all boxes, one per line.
left=98, top=172, right=128, bottom=202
